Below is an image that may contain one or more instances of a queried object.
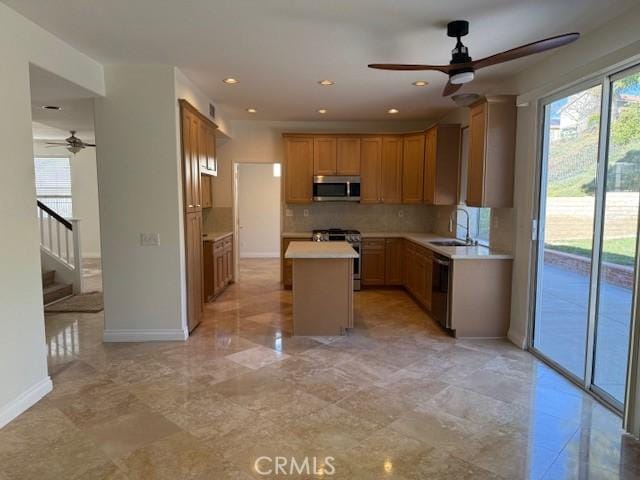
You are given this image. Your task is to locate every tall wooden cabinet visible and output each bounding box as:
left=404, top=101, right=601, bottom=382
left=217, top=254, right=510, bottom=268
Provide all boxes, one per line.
left=424, top=124, right=461, bottom=205
left=180, top=99, right=218, bottom=332
left=402, top=134, right=425, bottom=203
left=360, top=136, right=382, bottom=203
left=466, top=96, right=516, bottom=208
left=284, top=136, right=314, bottom=203
left=381, top=136, right=403, bottom=204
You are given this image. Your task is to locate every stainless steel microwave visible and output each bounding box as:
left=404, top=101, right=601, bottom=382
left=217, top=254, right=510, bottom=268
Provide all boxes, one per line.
left=313, top=176, right=360, bottom=202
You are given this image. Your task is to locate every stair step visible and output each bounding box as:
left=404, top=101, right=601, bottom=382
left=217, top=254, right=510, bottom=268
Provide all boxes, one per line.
left=42, top=270, right=56, bottom=288
left=43, top=282, right=73, bottom=305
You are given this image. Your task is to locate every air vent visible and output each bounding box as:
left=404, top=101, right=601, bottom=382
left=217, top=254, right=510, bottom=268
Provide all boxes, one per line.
left=209, top=103, right=216, bottom=118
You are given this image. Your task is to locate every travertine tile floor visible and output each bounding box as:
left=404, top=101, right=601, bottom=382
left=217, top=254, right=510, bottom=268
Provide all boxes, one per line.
left=2, top=259, right=640, bottom=479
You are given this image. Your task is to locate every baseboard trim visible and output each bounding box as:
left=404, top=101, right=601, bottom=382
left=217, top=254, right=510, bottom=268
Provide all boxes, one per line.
left=0, top=376, right=52, bottom=429
left=103, top=328, right=188, bottom=342
left=240, top=253, right=279, bottom=258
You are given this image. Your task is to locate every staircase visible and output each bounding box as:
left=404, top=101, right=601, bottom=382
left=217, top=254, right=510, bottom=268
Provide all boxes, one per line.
left=37, top=201, right=83, bottom=296
left=42, top=269, right=73, bottom=305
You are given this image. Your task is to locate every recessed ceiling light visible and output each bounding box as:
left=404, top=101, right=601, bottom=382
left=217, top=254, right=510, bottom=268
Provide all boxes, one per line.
left=223, top=77, right=239, bottom=85
left=246, top=108, right=257, bottom=113
left=318, top=79, right=335, bottom=86
left=41, top=105, right=62, bottom=111
left=388, top=108, right=399, bottom=114
left=412, top=81, right=428, bottom=87
left=317, top=109, right=327, bottom=114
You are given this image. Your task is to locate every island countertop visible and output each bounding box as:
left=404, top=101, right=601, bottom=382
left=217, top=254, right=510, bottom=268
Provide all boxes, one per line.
left=285, top=241, right=359, bottom=259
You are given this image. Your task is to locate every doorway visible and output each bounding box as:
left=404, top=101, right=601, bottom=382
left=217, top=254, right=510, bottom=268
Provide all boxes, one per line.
left=532, top=65, right=640, bottom=412
left=235, top=163, right=281, bottom=273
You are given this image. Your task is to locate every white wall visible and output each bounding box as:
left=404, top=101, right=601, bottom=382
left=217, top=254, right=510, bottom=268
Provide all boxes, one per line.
left=237, top=164, right=280, bottom=257
left=0, top=2, right=104, bottom=428
left=33, top=142, right=101, bottom=258
left=95, top=65, right=186, bottom=341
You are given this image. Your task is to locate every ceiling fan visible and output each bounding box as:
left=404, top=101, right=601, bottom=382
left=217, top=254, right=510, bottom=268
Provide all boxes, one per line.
left=369, top=21, right=579, bottom=96
left=46, top=130, right=96, bottom=154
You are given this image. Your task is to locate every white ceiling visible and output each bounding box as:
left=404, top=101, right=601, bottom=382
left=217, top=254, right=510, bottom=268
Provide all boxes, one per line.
left=7, top=0, right=638, bottom=121
left=30, top=65, right=95, bottom=141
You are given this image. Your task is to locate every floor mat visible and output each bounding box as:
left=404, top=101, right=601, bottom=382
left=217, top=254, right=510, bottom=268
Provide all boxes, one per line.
left=45, top=292, right=104, bottom=313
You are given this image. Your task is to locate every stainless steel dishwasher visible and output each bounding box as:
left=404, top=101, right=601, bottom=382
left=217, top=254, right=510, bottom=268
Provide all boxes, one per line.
left=431, top=253, right=451, bottom=329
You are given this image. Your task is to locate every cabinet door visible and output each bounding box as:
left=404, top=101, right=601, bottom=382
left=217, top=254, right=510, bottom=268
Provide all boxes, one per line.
left=402, top=134, right=425, bottom=203
left=381, top=136, right=403, bottom=203
left=424, top=254, right=433, bottom=310
left=313, top=136, right=337, bottom=175
left=361, top=239, right=386, bottom=286
left=337, top=137, right=361, bottom=175
left=181, top=108, right=199, bottom=213
left=186, top=211, right=202, bottom=331
left=206, top=124, right=217, bottom=175
left=424, top=128, right=437, bottom=204
left=385, top=238, right=404, bottom=285
left=414, top=250, right=428, bottom=306
left=201, top=174, right=213, bottom=208
left=202, top=241, right=214, bottom=301
left=467, top=102, right=487, bottom=207
left=360, top=137, right=382, bottom=203
left=284, top=137, right=314, bottom=203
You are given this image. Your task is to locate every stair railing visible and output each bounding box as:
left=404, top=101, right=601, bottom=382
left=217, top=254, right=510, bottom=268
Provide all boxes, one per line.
left=37, top=201, right=83, bottom=294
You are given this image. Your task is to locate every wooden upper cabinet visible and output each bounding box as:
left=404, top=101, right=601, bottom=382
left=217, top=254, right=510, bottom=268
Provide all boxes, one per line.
left=381, top=136, right=403, bottom=204
left=181, top=107, right=201, bottom=213
left=466, top=96, right=516, bottom=208
left=202, top=123, right=217, bottom=176
left=284, top=136, right=314, bottom=203
left=424, top=124, right=461, bottom=205
left=313, top=136, right=337, bottom=175
left=360, top=136, right=382, bottom=203
left=402, top=133, right=425, bottom=203
left=337, top=137, right=361, bottom=175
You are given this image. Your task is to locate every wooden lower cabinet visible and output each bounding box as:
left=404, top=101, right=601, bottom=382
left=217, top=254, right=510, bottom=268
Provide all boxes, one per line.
left=384, top=238, right=404, bottom=285
left=282, top=237, right=311, bottom=288
left=203, top=234, right=234, bottom=301
left=361, top=239, right=386, bottom=286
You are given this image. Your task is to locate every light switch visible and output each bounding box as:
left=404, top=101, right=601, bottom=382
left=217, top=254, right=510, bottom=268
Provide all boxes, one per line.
left=140, top=233, right=160, bottom=246
left=303, top=209, right=309, bottom=217
left=398, top=210, right=404, bottom=218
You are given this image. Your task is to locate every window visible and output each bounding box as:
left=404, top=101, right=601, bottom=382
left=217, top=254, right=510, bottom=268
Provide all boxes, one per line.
left=456, top=127, right=491, bottom=245
left=34, top=157, right=73, bottom=218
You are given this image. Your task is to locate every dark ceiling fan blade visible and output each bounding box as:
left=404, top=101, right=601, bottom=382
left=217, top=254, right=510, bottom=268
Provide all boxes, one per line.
left=368, top=63, right=452, bottom=73
left=442, top=81, right=462, bottom=97
left=471, top=32, right=579, bottom=70
left=83, top=143, right=96, bottom=147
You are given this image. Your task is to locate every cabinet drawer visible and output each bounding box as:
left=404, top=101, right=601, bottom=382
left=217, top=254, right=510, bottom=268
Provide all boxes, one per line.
left=362, top=238, right=385, bottom=250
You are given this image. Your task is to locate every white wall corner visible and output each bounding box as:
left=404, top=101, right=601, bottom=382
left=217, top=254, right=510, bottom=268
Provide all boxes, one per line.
left=507, top=329, right=527, bottom=350
left=0, top=376, right=52, bottom=429
left=103, top=328, right=188, bottom=342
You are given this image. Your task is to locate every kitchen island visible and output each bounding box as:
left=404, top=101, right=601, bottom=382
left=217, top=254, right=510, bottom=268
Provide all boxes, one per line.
left=285, top=241, right=358, bottom=336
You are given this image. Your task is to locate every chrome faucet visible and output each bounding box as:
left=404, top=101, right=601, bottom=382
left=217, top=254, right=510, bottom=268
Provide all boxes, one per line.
left=448, top=208, right=475, bottom=245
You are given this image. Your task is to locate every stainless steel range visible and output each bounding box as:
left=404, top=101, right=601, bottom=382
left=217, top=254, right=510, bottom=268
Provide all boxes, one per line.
left=312, top=228, right=361, bottom=290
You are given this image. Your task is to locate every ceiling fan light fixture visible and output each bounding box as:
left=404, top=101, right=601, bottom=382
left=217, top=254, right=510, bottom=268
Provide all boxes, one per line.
left=67, top=146, right=82, bottom=154
left=449, top=71, right=475, bottom=85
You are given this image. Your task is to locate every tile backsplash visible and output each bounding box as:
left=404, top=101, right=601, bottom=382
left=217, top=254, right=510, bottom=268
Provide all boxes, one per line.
left=283, top=203, right=436, bottom=233
left=203, top=206, right=233, bottom=233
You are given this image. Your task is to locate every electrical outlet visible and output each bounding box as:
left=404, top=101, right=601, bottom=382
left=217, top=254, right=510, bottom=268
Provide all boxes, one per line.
left=303, top=209, right=309, bottom=217
left=140, top=233, right=160, bottom=246
left=398, top=210, right=404, bottom=218
left=285, top=208, right=293, bottom=217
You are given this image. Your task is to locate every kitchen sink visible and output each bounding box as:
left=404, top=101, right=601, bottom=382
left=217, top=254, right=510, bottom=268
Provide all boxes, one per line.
left=429, top=240, right=469, bottom=247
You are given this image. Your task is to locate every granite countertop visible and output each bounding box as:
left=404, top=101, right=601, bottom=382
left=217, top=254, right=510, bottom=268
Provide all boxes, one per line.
left=281, top=231, right=512, bottom=260
left=285, top=241, right=359, bottom=259
left=202, top=231, right=233, bottom=242
left=362, top=232, right=513, bottom=260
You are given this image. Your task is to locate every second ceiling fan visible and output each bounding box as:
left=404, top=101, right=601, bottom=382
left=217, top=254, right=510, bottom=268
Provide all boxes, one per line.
left=369, top=21, right=579, bottom=96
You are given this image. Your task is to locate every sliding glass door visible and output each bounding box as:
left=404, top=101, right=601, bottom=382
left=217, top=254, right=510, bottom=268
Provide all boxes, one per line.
left=533, top=66, right=640, bottom=411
